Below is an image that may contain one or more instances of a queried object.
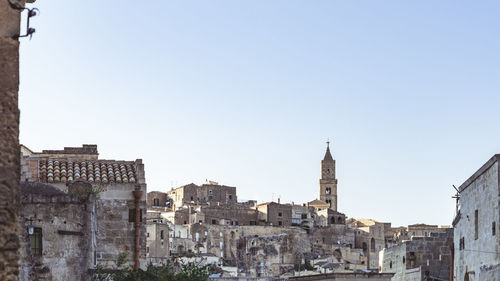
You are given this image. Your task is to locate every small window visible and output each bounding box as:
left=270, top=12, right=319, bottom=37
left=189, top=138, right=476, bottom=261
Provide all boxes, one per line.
left=402, top=256, right=405, bottom=264
left=322, top=237, right=325, bottom=243
left=278, top=221, right=283, bottom=226
left=250, top=221, right=256, bottom=225
left=492, top=221, right=496, bottom=236
left=129, top=209, right=143, bottom=223
left=229, top=195, right=232, bottom=200
left=153, top=198, right=159, bottom=206
left=184, top=221, right=187, bottom=224
left=301, top=214, right=307, bottom=219
left=208, top=195, right=213, bottom=201
left=147, top=232, right=150, bottom=238
left=389, top=261, right=392, bottom=269
left=29, top=227, right=43, bottom=255
left=278, top=212, right=282, bottom=217
left=212, top=219, right=217, bottom=225
left=160, top=230, right=164, bottom=239
left=190, top=196, right=193, bottom=201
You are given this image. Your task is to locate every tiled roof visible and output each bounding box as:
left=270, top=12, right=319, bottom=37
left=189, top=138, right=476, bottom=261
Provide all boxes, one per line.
left=39, top=159, right=136, bottom=184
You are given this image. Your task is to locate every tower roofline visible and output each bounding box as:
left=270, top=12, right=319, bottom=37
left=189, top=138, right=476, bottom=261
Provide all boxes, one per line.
left=323, top=141, right=334, bottom=161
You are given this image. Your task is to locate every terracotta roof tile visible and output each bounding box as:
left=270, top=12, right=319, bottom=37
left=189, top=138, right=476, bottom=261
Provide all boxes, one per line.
left=39, top=158, right=136, bottom=184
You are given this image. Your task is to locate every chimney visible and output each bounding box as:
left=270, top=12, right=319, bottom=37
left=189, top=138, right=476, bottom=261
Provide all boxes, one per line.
left=278, top=198, right=280, bottom=204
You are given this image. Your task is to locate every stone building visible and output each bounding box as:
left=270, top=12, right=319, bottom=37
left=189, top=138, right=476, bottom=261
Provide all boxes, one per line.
left=166, top=182, right=237, bottom=210
left=291, top=204, right=316, bottom=229
left=452, top=154, right=500, bottom=281
left=317, top=209, right=346, bottom=227
left=379, top=228, right=453, bottom=281
left=348, top=219, right=388, bottom=270
left=147, top=191, right=170, bottom=209
left=19, top=144, right=148, bottom=280
left=319, top=142, right=338, bottom=211
left=146, top=213, right=169, bottom=265
left=255, top=201, right=293, bottom=227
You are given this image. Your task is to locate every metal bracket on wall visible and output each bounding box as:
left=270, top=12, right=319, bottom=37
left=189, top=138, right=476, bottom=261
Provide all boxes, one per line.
left=8, top=0, right=39, bottom=39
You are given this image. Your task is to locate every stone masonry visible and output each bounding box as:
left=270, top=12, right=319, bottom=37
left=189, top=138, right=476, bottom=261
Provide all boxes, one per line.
left=0, top=1, right=23, bottom=280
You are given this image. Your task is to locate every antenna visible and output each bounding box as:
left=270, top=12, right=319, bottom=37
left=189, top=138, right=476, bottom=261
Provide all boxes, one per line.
left=452, top=185, right=460, bottom=215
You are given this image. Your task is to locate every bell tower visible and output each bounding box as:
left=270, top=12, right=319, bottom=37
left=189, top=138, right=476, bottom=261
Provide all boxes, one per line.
left=319, top=141, right=338, bottom=210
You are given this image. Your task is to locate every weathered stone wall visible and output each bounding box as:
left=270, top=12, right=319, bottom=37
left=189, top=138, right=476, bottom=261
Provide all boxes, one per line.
left=454, top=158, right=500, bottom=281
left=195, top=204, right=258, bottom=226
left=167, top=183, right=237, bottom=210
left=19, top=185, right=92, bottom=281
left=256, top=202, right=292, bottom=227
left=147, top=191, right=169, bottom=208
left=0, top=1, right=22, bottom=280
left=380, top=228, right=453, bottom=281
left=310, top=225, right=355, bottom=256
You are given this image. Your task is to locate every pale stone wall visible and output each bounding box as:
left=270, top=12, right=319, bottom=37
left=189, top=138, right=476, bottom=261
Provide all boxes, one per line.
left=146, top=222, right=169, bottom=263
left=454, top=157, right=500, bottom=281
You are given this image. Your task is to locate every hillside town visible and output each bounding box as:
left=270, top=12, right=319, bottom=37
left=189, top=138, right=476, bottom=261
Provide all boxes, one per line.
left=13, top=143, right=500, bottom=281
left=2, top=1, right=500, bottom=281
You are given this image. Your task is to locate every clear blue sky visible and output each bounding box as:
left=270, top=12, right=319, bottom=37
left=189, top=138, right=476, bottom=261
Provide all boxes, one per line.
left=19, top=1, right=500, bottom=227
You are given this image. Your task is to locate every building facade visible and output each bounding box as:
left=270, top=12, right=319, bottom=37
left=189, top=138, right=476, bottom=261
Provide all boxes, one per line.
left=453, top=155, right=500, bottom=281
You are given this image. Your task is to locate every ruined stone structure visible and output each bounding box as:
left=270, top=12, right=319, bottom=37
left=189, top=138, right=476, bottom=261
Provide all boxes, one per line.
left=452, top=154, right=500, bottom=281
left=0, top=2, right=23, bottom=280
left=319, top=142, right=338, bottom=211
left=19, top=145, right=148, bottom=280
left=379, top=228, right=453, bottom=281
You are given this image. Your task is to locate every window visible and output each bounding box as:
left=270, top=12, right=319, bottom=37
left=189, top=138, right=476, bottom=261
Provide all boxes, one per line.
left=250, top=221, right=256, bottom=225
left=278, top=221, right=283, bottom=226
left=475, top=210, right=479, bottom=240
left=322, top=237, right=325, bottom=243
left=278, top=212, right=282, bottom=217
left=301, top=214, right=307, bottom=219
left=146, top=247, right=149, bottom=253
left=492, top=221, right=496, bottom=236
left=29, top=227, right=42, bottom=255
left=212, top=219, right=217, bottom=225
left=229, top=195, right=232, bottom=200
left=208, top=195, right=213, bottom=201
left=153, top=198, right=159, bottom=206
left=389, top=261, right=392, bottom=269
left=402, top=256, right=405, bottom=264
left=190, top=196, right=193, bottom=201
left=160, top=230, right=164, bottom=239
left=129, top=209, right=143, bottom=223
left=326, top=188, right=331, bottom=195
left=147, top=232, right=150, bottom=238
left=459, top=237, right=465, bottom=250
